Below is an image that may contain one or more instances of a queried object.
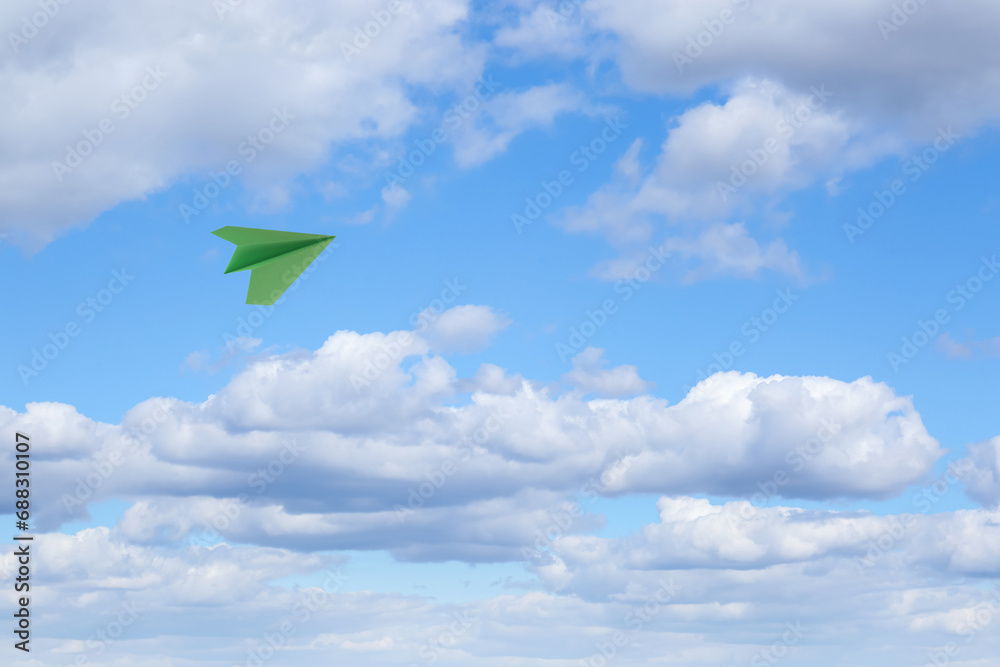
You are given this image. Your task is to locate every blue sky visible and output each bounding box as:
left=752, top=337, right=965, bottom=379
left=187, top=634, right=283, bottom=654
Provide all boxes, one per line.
left=2, top=1, right=1000, bottom=665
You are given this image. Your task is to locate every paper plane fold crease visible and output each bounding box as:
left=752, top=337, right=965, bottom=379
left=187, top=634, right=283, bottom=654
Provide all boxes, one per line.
left=212, top=226, right=335, bottom=305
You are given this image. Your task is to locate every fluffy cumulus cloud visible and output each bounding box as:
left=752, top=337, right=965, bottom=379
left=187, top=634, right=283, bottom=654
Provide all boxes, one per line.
left=959, top=436, right=1000, bottom=507
left=0, top=323, right=998, bottom=665
left=538, top=496, right=1000, bottom=580
left=420, top=304, right=511, bottom=353
left=9, top=0, right=991, bottom=273
left=8, top=1, right=1000, bottom=664
left=0, top=0, right=587, bottom=249
left=555, top=78, right=852, bottom=280
left=4, top=313, right=1000, bottom=664
left=581, top=0, right=1000, bottom=138
left=659, top=222, right=804, bottom=284
left=508, top=0, right=997, bottom=281
left=493, top=3, right=592, bottom=60
left=2, top=320, right=947, bottom=539
left=562, top=347, right=654, bottom=397
left=6, top=0, right=996, bottom=271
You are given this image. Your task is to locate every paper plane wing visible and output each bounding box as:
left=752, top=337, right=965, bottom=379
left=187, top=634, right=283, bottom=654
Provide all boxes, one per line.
left=212, top=226, right=335, bottom=305
left=245, top=241, right=332, bottom=305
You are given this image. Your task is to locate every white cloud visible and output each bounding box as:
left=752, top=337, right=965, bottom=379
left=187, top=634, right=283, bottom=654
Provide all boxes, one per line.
left=557, top=138, right=652, bottom=244
left=381, top=183, right=412, bottom=209
left=2, top=321, right=999, bottom=665
left=494, top=4, right=590, bottom=60
left=554, top=79, right=853, bottom=281
left=183, top=336, right=263, bottom=375
left=558, top=79, right=854, bottom=239
left=420, top=304, right=511, bottom=353
left=583, top=0, right=1000, bottom=141
left=936, top=331, right=1000, bottom=359
left=181, top=350, right=211, bottom=373
left=334, top=635, right=396, bottom=651
left=562, top=347, right=654, bottom=397
left=6, top=1, right=1000, bottom=663
left=537, top=497, right=1000, bottom=589
left=348, top=204, right=379, bottom=225
left=499, top=1, right=998, bottom=281
left=959, top=437, right=1000, bottom=507
left=0, top=0, right=483, bottom=250
left=461, top=363, right=526, bottom=395
left=661, top=222, right=804, bottom=283
left=936, top=332, right=976, bottom=359
left=5, top=508, right=1000, bottom=665
left=451, top=83, right=589, bottom=167
left=0, top=327, right=945, bottom=546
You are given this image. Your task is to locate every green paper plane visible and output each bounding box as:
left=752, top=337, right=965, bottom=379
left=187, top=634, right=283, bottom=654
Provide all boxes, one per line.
left=212, top=226, right=335, bottom=305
